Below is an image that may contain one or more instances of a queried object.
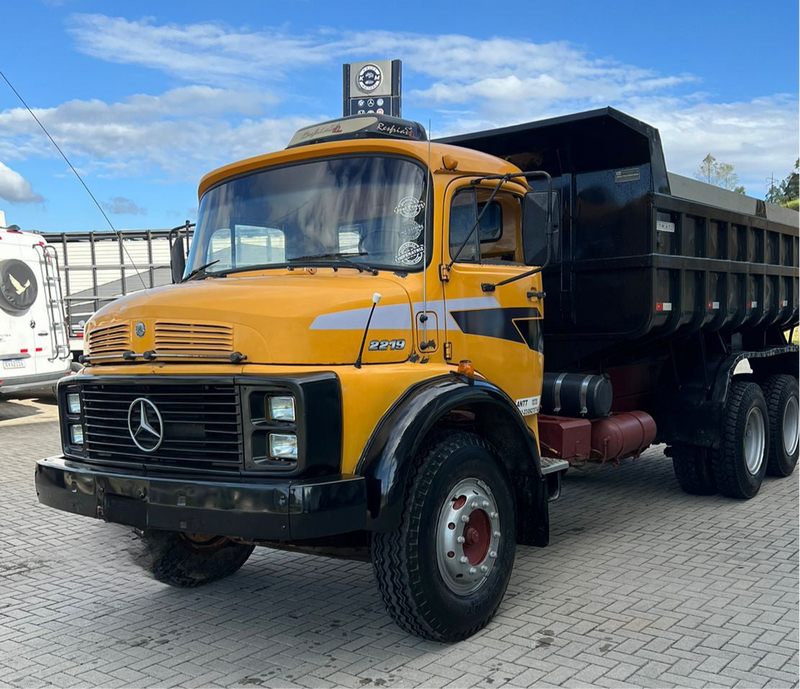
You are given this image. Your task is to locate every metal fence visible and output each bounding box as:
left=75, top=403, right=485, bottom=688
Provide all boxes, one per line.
left=45, top=226, right=193, bottom=351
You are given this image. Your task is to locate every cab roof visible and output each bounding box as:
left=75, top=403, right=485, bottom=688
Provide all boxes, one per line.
left=197, top=137, right=522, bottom=199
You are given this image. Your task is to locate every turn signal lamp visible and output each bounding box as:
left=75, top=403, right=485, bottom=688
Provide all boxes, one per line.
left=457, top=360, right=475, bottom=378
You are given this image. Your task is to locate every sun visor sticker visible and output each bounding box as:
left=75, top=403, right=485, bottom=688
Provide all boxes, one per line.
left=394, top=197, right=425, bottom=218
left=396, top=241, right=424, bottom=265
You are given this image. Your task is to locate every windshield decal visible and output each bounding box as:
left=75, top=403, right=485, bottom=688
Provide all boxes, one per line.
left=394, top=197, right=425, bottom=218
left=399, top=220, right=423, bottom=241
left=396, top=241, right=424, bottom=265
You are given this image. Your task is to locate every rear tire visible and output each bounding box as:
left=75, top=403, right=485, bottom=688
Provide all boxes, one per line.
left=712, top=382, right=769, bottom=499
left=132, top=529, right=254, bottom=588
left=762, top=374, right=799, bottom=478
left=669, top=444, right=717, bottom=495
left=372, top=431, right=516, bottom=641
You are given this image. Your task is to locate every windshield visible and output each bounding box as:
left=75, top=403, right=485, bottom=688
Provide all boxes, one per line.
left=187, top=155, right=429, bottom=276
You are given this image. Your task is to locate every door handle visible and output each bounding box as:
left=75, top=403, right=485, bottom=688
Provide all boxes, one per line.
left=527, top=291, right=546, bottom=300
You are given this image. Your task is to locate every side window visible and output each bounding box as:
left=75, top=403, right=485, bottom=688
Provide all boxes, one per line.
left=449, top=188, right=522, bottom=264
left=449, top=191, right=479, bottom=263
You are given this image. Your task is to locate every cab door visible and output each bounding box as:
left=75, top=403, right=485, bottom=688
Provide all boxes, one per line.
left=442, top=180, right=545, bottom=427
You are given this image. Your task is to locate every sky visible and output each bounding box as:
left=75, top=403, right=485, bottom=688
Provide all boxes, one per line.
left=0, top=0, right=797, bottom=232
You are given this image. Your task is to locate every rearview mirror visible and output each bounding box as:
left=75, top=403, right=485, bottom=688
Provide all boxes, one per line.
left=170, top=235, right=186, bottom=284
left=523, top=191, right=559, bottom=267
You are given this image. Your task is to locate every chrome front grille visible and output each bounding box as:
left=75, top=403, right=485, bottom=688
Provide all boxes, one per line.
left=81, top=381, right=242, bottom=473
left=154, top=322, right=233, bottom=354
left=88, top=323, right=131, bottom=357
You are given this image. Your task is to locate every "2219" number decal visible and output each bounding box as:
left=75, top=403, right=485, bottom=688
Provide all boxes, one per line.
left=368, top=339, right=406, bottom=351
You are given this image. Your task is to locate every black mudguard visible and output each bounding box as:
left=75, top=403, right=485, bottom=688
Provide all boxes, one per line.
left=357, top=373, right=548, bottom=545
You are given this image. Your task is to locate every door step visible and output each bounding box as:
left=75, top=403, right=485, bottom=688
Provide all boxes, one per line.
left=540, top=457, right=569, bottom=475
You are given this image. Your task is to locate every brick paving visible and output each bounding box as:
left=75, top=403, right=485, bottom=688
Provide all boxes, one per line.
left=0, top=409, right=797, bottom=688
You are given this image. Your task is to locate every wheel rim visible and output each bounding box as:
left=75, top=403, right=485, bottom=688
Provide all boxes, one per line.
left=744, top=406, right=766, bottom=475
left=783, top=395, right=799, bottom=456
left=436, top=478, right=501, bottom=595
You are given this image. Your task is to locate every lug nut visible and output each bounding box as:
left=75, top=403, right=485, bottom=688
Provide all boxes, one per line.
left=489, top=551, right=497, bottom=558
left=460, top=556, right=469, bottom=564
left=457, top=536, right=465, bottom=544
left=494, top=531, right=501, bottom=538
left=469, top=567, right=476, bottom=574
left=482, top=501, right=489, bottom=508
left=490, top=512, right=498, bottom=519
left=481, top=565, right=488, bottom=573
left=461, top=515, right=470, bottom=523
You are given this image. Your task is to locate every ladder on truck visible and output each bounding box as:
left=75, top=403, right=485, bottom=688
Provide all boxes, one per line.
left=33, top=243, right=71, bottom=361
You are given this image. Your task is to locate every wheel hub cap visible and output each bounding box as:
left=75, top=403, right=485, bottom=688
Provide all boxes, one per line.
left=436, top=478, right=501, bottom=595
left=744, top=406, right=766, bottom=475
left=783, top=395, right=799, bottom=456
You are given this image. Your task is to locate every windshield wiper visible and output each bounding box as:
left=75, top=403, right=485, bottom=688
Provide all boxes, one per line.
left=287, top=252, right=378, bottom=275
left=182, top=259, right=220, bottom=282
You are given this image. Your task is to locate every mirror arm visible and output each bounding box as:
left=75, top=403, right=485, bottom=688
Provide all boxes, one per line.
left=481, top=170, right=553, bottom=292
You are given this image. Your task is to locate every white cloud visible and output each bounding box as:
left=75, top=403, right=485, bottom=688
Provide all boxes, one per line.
left=4, top=15, right=795, bottom=198
left=0, top=161, right=44, bottom=204
left=102, top=196, right=146, bottom=215
left=0, top=86, right=312, bottom=182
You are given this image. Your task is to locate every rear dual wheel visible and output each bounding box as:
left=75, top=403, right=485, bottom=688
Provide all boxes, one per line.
left=763, top=374, right=799, bottom=478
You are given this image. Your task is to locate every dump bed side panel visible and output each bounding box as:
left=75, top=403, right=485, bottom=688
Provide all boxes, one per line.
left=439, top=108, right=799, bottom=371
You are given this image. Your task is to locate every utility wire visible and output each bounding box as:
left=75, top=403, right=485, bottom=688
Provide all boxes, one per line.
left=0, top=69, right=148, bottom=291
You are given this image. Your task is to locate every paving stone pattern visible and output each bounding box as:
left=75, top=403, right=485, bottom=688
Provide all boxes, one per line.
left=0, top=419, right=797, bottom=688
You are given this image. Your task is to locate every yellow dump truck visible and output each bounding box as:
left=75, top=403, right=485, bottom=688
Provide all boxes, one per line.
left=35, top=110, right=799, bottom=641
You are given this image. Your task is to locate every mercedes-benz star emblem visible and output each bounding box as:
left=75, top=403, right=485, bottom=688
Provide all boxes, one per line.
left=135, top=321, right=146, bottom=337
left=127, top=397, right=164, bottom=452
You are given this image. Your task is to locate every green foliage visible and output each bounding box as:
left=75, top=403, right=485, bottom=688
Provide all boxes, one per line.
left=785, top=198, right=799, bottom=211
left=695, top=154, right=746, bottom=194
left=766, top=159, right=799, bottom=205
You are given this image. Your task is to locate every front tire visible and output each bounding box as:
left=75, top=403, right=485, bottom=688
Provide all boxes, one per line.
left=372, top=432, right=516, bottom=641
left=762, top=375, right=799, bottom=478
left=133, top=529, right=255, bottom=588
left=712, top=382, right=769, bottom=499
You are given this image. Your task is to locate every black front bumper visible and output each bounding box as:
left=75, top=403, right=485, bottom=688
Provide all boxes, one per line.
left=35, top=456, right=367, bottom=541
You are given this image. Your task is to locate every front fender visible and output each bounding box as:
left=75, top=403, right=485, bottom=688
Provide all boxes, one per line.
left=357, top=373, right=543, bottom=532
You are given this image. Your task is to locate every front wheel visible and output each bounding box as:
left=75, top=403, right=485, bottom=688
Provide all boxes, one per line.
left=132, top=529, right=255, bottom=587
left=372, top=431, right=516, bottom=641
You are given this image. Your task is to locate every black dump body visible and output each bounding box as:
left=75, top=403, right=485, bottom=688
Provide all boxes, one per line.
left=440, top=108, right=800, bottom=373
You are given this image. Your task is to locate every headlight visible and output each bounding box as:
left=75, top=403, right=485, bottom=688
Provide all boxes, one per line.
left=70, top=424, right=84, bottom=445
left=269, top=433, right=297, bottom=459
left=269, top=396, right=296, bottom=422
left=67, top=393, right=81, bottom=414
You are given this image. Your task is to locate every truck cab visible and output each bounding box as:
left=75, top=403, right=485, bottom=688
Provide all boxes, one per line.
left=35, top=112, right=798, bottom=641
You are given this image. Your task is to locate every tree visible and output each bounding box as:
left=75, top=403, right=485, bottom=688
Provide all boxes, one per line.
left=766, top=159, right=799, bottom=205
left=783, top=159, right=799, bottom=201
left=695, top=154, right=746, bottom=194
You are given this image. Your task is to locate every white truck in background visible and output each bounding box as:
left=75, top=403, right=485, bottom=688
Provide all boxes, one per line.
left=0, top=211, right=71, bottom=396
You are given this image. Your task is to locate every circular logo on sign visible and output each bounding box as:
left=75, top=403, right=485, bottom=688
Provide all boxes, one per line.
left=135, top=321, right=146, bottom=338
left=0, top=258, right=38, bottom=314
left=394, top=197, right=425, bottom=219
left=357, top=64, right=382, bottom=92
left=396, top=241, right=425, bottom=266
